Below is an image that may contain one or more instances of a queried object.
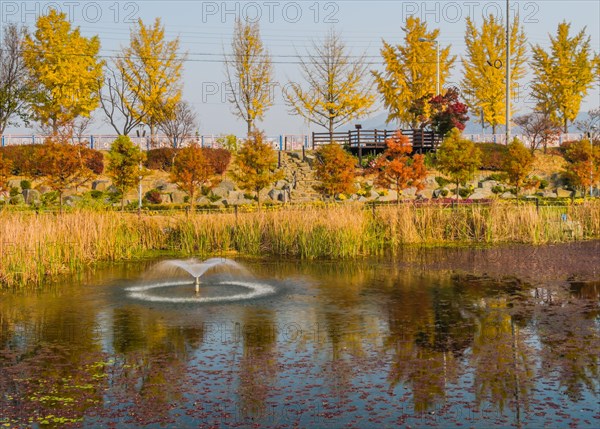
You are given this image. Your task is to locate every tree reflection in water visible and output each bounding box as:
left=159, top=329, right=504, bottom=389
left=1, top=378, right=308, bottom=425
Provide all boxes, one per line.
left=0, top=244, right=598, bottom=428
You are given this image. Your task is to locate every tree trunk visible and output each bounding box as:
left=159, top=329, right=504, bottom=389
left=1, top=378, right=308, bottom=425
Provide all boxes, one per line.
left=189, top=189, right=195, bottom=214
left=492, top=125, right=496, bottom=135
left=59, top=190, right=63, bottom=214
left=247, top=119, right=252, bottom=137
left=256, top=188, right=261, bottom=212
left=329, top=120, right=334, bottom=142
left=121, top=194, right=125, bottom=211
left=456, top=180, right=460, bottom=200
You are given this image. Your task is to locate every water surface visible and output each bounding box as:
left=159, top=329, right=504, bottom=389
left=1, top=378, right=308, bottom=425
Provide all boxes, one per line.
left=1, top=243, right=599, bottom=428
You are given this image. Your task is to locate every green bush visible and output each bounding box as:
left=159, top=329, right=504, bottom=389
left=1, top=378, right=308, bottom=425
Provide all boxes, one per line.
left=486, top=173, right=505, bottom=182
left=89, top=190, right=104, bottom=199
left=20, top=180, right=31, bottom=190
left=440, top=189, right=449, bottom=197
left=216, top=134, right=239, bottom=152
left=435, top=176, right=451, bottom=188
left=458, top=187, right=473, bottom=198
left=207, top=192, right=221, bottom=203
left=9, top=194, right=24, bottom=205
left=424, top=152, right=437, bottom=168
left=9, top=187, right=19, bottom=197
left=41, top=191, right=59, bottom=207
left=492, top=185, right=505, bottom=194
left=539, top=179, right=549, bottom=189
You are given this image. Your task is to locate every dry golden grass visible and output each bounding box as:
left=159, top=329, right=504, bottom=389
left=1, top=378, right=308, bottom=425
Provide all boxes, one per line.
left=1, top=201, right=599, bottom=288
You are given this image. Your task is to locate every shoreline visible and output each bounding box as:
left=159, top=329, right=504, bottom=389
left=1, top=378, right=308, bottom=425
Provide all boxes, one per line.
left=1, top=201, right=600, bottom=289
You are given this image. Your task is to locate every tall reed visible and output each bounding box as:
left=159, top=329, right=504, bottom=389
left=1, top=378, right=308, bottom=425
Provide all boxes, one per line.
left=1, top=201, right=598, bottom=289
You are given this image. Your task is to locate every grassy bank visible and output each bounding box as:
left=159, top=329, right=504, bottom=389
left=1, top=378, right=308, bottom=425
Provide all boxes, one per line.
left=1, top=201, right=600, bottom=288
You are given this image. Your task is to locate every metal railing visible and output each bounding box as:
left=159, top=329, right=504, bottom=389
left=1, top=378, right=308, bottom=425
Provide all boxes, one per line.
left=0, top=133, right=311, bottom=151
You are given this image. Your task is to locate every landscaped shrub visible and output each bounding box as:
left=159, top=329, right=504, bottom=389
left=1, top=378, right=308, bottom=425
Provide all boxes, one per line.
left=0, top=144, right=104, bottom=176
left=89, top=190, right=104, bottom=199
left=202, top=148, right=232, bottom=175
left=0, top=145, right=42, bottom=176
left=435, top=176, right=451, bottom=187
left=20, top=180, right=31, bottom=190
left=145, top=147, right=177, bottom=171
left=475, top=143, right=508, bottom=171
left=144, top=189, right=163, bottom=204
left=492, top=185, right=505, bottom=194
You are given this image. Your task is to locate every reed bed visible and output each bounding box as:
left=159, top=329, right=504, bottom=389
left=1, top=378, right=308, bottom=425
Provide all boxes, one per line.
left=1, top=201, right=599, bottom=289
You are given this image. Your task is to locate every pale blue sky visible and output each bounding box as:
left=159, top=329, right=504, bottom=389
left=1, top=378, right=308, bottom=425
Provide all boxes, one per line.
left=2, top=0, right=599, bottom=135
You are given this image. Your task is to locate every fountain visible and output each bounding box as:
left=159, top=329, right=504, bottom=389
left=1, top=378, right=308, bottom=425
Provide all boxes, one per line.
left=125, top=258, right=276, bottom=303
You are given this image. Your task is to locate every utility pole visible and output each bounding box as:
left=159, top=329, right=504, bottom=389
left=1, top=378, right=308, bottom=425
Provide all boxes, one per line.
left=506, top=0, right=511, bottom=144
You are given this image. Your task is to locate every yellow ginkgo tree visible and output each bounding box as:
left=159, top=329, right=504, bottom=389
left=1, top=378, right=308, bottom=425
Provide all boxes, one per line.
left=373, top=17, right=454, bottom=128
left=117, top=18, right=186, bottom=142
left=461, top=14, right=527, bottom=135
left=530, top=22, right=596, bottom=132
left=224, top=19, right=273, bottom=136
left=284, top=29, right=374, bottom=136
left=23, top=10, right=103, bottom=136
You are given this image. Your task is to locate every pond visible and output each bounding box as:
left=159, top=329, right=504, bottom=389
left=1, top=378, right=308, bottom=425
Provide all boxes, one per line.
left=1, top=242, right=599, bottom=428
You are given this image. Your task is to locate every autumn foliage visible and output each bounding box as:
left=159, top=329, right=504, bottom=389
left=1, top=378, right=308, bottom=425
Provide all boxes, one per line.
left=374, top=132, right=427, bottom=203
left=436, top=129, right=482, bottom=199
left=502, top=138, right=535, bottom=197
left=562, top=139, right=600, bottom=195
left=171, top=143, right=215, bottom=210
left=0, top=153, right=13, bottom=193
left=232, top=131, right=282, bottom=208
left=37, top=139, right=95, bottom=211
left=107, top=135, right=145, bottom=210
left=314, top=143, right=357, bottom=199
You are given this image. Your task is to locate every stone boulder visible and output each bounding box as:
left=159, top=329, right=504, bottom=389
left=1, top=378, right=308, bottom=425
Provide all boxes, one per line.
left=212, top=180, right=236, bottom=198
left=268, top=189, right=290, bottom=203
left=556, top=188, right=572, bottom=198
left=64, top=195, right=81, bottom=207
left=92, top=180, right=110, bottom=191
left=470, top=188, right=494, bottom=200
left=377, top=190, right=398, bottom=202
left=170, top=191, right=187, bottom=204
left=417, top=189, right=434, bottom=200
left=154, top=180, right=168, bottom=190
left=403, top=187, right=417, bottom=197
left=7, top=179, right=21, bottom=189
left=501, top=192, right=516, bottom=199
left=274, top=180, right=287, bottom=190
left=478, top=180, right=499, bottom=190
left=23, top=189, right=41, bottom=204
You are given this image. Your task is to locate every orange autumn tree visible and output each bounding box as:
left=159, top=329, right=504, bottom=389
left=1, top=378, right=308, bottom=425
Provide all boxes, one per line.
left=171, top=143, right=215, bottom=211
left=314, top=143, right=357, bottom=200
left=374, top=132, right=427, bottom=203
left=38, top=139, right=94, bottom=212
left=563, top=139, right=600, bottom=197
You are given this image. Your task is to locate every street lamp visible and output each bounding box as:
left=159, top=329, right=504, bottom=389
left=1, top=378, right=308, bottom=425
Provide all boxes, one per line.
left=419, top=37, right=440, bottom=96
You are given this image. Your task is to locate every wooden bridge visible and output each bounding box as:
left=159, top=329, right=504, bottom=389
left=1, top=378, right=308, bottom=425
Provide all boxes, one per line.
left=312, top=129, right=441, bottom=163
